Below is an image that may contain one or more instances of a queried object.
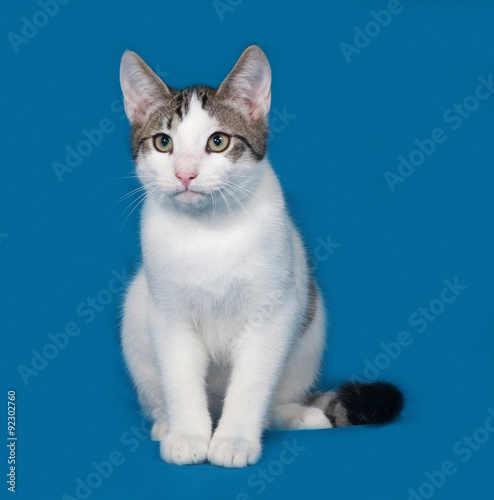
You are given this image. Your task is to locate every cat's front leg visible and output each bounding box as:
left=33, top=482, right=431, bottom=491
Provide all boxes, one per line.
left=207, top=312, right=294, bottom=468
left=148, top=303, right=212, bottom=465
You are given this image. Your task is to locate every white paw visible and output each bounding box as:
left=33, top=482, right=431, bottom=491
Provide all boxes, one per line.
left=287, top=407, right=332, bottom=430
left=160, top=433, right=210, bottom=465
left=207, top=434, right=261, bottom=468
left=151, top=420, right=169, bottom=441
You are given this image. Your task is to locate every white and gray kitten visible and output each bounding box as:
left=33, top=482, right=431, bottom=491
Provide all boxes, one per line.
left=119, top=45, right=403, bottom=468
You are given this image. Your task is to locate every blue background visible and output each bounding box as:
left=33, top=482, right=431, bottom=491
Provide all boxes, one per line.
left=2, top=1, right=494, bottom=499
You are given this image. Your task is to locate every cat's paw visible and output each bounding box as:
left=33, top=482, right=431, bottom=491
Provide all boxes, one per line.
left=151, top=420, right=169, bottom=441
left=286, top=407, right=332, bottom=430
left=160, top=433, right=210, bottom=465
left=207, top=434, right=261, bottom=468
left=269, top=404, right=332, bottom=430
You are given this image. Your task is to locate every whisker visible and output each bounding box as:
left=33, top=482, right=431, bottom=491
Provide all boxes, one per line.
left=158, top=190, right=166, bottom=207
left=119, top=190, right=149, bottom=221
left=113, top=184, right=150, bottom=207
left=120, top=187, right=158, bottom=232
left=218, top=188, right=234, bottom=219
left=222, top=179, right=269, bottom=205
left=222, top=185, right=251, bottom=219
left=222, top=179, right=287, bottom=234
left=208, top=190, right=216, bottom=223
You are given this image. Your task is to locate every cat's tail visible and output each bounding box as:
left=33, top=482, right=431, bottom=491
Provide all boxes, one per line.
left=308, top=381, right=404, bottom=427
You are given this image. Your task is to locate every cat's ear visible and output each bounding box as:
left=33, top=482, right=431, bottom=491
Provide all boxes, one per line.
left=217, top=45, right=271, bottom=122
left=120, top=51, right=171, bottom=126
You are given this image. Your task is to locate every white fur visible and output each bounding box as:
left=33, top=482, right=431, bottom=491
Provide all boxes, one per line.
left=120, top=47, right=330, bottom=468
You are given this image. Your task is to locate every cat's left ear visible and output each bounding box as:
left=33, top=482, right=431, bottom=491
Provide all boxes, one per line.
left=217, top=45, right=271, bottom=122
left=120, top=50, right=171, bottom=126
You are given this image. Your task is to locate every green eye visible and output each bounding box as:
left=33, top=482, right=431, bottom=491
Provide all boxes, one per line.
left=207, top=132, right=230, bottom=153
left=153, top=134, right=173, bottom=153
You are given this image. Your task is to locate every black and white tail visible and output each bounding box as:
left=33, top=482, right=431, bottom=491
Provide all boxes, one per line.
left=309, top=381, right=404, bottom=427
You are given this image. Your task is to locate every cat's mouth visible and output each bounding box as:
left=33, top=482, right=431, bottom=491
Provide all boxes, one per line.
left=175, top=189, right=207, bottom=202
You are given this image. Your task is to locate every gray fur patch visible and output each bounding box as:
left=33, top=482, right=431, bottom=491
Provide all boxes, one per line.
left=130, top=96, right=178, bottom=159
left=306, top=391, right=351, bottom=428
left=130, top=83, right=268, bottom=163
left=203, top=94, right=267, bottom=162
left=304, top=391, right=325, bottom=407
left=326, top=394, right=351, bottom=427
left=299, top=276, right=318, bottom=336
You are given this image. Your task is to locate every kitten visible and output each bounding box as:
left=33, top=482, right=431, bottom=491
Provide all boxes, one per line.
left=119, top=45, right=403, bottom=468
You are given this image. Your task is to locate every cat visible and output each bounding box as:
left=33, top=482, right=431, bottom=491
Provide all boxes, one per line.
left=119, top=45, right=403, bottom=468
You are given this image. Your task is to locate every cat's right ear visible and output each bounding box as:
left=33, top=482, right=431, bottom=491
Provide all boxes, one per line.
left=120, top=51, right=171, bottom=126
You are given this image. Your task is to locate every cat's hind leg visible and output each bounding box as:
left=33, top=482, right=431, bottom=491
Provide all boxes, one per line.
left=268, top=286, right=404, bottom=430
left=269, top=402, right=332, bottom=430
left=267, top=286, right=332, bottom=430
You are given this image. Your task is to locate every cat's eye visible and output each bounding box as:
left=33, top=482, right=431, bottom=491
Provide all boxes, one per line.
left=207, top=132, right=230, bottom=153
left=153, top=134, right=173, bottom=153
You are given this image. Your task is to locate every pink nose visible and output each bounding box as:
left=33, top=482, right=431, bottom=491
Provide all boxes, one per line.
left=175, top=172, right=197, bottom=189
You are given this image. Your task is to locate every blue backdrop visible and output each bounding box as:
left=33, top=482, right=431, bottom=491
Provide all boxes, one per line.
left=2, top=1, right=494, bottom=499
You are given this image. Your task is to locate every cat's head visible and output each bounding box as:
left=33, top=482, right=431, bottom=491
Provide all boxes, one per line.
left=120, top=45, right=271, bottom=214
